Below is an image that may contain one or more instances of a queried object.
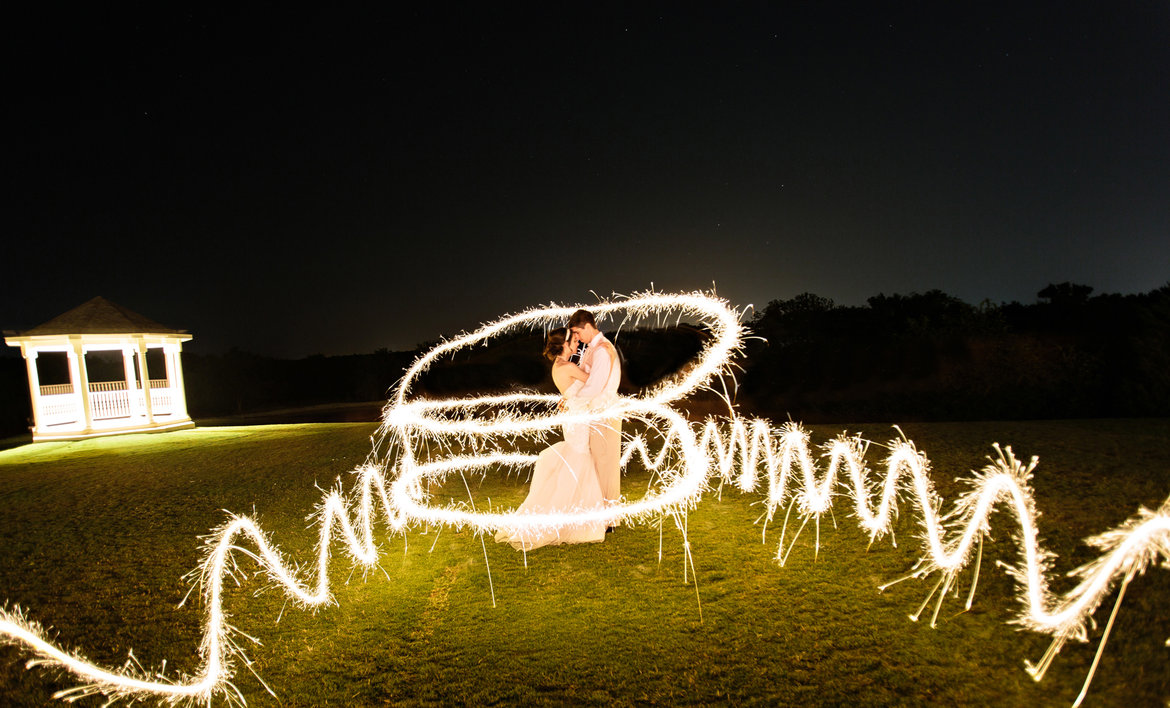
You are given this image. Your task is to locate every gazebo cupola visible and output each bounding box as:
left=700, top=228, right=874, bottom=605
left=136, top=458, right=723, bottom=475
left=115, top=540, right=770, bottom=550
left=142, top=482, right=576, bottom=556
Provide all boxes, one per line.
left=5, top=296, right=195, bottom=442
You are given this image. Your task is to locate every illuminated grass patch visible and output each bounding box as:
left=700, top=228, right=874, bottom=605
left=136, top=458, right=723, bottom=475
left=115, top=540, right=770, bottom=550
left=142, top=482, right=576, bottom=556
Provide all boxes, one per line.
left=0, top=420, right=1167, bottom=705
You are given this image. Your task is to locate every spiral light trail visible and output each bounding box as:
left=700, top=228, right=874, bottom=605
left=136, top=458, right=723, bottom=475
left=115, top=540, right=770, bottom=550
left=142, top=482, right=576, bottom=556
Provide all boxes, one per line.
left=0, top=290, right=1166, bottom=706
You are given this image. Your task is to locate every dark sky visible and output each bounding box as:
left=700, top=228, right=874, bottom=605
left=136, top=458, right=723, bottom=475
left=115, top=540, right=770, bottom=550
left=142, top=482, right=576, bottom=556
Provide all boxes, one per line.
left=7, top=4, right=1169, bottom=357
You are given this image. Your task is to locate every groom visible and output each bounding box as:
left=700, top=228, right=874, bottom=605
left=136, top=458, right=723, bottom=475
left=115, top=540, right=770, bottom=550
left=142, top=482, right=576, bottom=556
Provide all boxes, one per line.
left=567, top=309, right=623, bottom=508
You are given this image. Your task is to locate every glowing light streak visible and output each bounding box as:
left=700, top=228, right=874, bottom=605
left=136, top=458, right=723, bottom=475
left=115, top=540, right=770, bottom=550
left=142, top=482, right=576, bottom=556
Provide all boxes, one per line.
left=692, top=417, right=1170, bottom=704
left=375, top=292, right=742, bottom=546
left=0, top=290, right=1167, bottom=707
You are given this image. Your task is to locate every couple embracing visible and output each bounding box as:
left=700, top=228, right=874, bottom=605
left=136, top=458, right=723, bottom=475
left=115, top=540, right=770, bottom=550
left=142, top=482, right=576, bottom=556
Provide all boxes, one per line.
left=496, top=309, right=622, bottom=551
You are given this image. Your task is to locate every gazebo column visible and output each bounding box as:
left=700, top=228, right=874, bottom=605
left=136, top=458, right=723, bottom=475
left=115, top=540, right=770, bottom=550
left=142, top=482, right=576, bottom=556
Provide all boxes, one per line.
left=136, top=341, right=155, bottom=424
left=69, top=340, right=94, bottom=433
left=122, top=347, right=140, bottom=419
left=165, top=346, right=190, bottom=419
left=23, top=349, right=44, bottom=433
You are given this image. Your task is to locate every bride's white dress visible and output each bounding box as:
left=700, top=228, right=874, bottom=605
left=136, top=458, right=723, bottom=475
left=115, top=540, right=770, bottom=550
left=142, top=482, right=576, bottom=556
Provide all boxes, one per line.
left=496, top=377, right=606, bottom=550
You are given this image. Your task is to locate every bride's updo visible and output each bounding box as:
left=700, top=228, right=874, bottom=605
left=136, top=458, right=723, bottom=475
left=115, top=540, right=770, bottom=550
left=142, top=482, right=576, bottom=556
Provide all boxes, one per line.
left=544, top=328, right=569, bottom=362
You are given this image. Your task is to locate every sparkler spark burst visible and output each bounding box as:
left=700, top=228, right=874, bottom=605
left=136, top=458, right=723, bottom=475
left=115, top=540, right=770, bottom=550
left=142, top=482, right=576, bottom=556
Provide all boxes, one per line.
left=0, top=290, right=1167, bottom=706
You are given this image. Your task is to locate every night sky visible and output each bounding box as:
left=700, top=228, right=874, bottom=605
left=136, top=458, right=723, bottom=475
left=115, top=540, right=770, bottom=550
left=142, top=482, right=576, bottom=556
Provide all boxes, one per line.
left=7, top=4, right=1169, bottom=357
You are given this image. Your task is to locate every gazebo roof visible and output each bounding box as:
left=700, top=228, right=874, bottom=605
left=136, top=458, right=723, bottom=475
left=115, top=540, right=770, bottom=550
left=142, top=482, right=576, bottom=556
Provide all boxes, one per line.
left=17, top=296, right=188, bottom=337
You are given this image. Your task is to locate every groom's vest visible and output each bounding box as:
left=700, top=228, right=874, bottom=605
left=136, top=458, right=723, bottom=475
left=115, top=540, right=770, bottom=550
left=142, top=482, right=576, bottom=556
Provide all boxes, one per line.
left=581, top=337, right=621, bottom=412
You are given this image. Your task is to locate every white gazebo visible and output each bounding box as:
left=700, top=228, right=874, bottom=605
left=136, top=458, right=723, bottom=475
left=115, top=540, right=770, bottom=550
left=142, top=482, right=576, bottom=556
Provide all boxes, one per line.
left=5, top=296, right=195, bottom=442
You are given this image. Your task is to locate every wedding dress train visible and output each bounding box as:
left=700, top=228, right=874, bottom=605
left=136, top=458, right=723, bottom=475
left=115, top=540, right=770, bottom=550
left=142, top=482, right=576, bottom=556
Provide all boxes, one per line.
left=496, top=380, right=606, bottom=550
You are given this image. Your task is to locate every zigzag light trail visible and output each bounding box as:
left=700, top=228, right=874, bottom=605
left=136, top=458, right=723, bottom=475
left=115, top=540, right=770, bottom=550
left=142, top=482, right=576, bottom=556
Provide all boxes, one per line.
left=0, top=291, right=1167, bottom=706
left=688, top=416, right=1170, bottom=704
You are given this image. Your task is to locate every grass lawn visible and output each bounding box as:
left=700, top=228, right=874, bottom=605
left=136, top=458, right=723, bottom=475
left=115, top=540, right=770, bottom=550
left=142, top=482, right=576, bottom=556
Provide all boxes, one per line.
left=1, top=418, right=1168, bottom=706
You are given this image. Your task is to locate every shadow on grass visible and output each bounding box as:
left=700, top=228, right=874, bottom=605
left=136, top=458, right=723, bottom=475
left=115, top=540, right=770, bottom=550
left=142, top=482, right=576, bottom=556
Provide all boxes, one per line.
left=0, top=432, right=32, bottom=452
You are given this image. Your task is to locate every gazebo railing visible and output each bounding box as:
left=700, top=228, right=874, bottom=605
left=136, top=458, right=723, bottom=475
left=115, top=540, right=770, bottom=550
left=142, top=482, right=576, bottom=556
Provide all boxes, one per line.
left=90, top=382, right=131, bottom=420
left=89, top=381, right=129, bottom=393
left=39, top=393, right=80, bottom=426
left=38, top=379, right=178, bottom=425
left=149, top=385, right=174, bottom=413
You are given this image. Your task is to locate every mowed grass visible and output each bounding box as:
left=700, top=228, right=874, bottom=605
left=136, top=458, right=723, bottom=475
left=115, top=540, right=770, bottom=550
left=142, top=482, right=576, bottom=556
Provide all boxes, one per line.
left=1, top=419, right=1169, bottom=706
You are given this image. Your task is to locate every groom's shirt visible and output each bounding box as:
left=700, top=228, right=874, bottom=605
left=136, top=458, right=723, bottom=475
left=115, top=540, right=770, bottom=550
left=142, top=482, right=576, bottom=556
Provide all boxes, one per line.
left=576, top=332, right=618, bottom=404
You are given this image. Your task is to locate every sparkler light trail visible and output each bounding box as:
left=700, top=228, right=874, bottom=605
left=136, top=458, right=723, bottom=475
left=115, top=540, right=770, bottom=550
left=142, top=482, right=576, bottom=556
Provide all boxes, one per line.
left=373, top=292, right=746, bottom=544
left=0, top=290, right=1167, bottom=707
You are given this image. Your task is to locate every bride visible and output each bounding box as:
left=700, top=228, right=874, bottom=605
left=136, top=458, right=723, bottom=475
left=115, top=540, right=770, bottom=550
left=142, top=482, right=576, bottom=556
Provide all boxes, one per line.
left=495, top=328, right=607, bottom=550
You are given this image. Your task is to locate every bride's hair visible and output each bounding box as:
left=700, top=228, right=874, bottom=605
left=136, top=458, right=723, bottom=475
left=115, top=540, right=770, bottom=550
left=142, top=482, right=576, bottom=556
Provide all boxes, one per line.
left=544, top=328, right=569, bottom=362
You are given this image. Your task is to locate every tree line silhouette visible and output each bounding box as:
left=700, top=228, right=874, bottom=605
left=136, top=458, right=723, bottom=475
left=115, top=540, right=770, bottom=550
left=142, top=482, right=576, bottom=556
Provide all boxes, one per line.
left=742, top=283, right=1169, bottom=422
left=1, top=283, right=1166, bottom=437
